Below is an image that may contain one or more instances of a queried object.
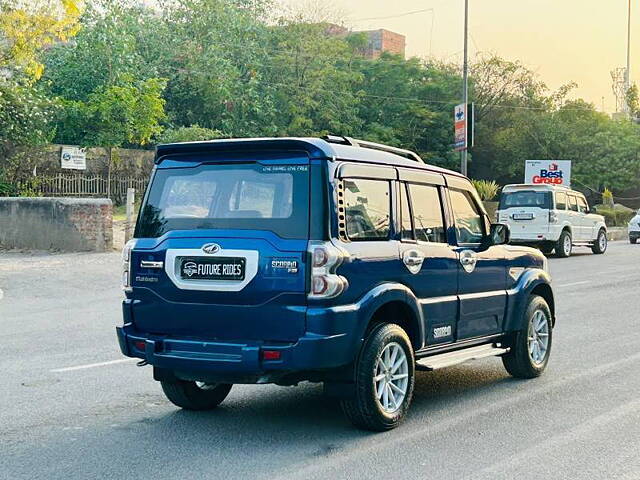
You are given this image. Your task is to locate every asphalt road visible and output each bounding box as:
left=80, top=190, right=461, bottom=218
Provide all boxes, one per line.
left=1, top=242, right=639, bottom=480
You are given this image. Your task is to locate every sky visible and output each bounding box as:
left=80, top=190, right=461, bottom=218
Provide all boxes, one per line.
left=282, top=0, right=638, bottom=113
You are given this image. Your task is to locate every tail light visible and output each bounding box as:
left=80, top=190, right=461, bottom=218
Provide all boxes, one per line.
left=122, top=239, right=136, bottom=293
left=549, top=211, right=558, bottom=223
left=308, top=241, right=348, bottom=299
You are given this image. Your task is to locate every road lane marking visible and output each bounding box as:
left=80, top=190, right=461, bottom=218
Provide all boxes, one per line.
left=50, top=358, right=137, bottom=373
left=478, top=398, right=640, bottom=476
left=283, top=350, right=640, bottom=479
left=556, top=281, right=590, bottom=288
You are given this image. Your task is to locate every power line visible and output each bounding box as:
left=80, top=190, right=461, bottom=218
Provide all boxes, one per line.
left=159, top=63, right=601, bottom=113
left=572, top=178, right=640, bottom=201
left=351, top=8, right=434, bottom=22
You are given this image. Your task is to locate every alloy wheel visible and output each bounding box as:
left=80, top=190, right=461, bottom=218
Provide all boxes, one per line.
left=373, top=342, right=409, bottom=413
left=563, top=235, right=572, bottom=256
left=599, top=232, right=607, bottom=250
left=528, top=310, right=550, bottom=366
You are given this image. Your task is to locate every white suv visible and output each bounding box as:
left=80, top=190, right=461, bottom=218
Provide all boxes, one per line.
left=628, top=209, right=640, bottom=244
left=497, top=184, right=607, bottom=257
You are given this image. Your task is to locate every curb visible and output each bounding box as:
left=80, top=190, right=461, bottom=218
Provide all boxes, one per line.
left=607, top=228, right=627, bottom=241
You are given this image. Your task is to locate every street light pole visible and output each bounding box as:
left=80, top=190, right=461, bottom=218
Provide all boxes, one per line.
left=626, top=0, right=631, bottom=95
left=461, top=0, right=469, bottom=176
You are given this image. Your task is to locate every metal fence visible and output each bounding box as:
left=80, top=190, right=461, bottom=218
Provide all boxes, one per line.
left=19, top=174, right=148, bottom=204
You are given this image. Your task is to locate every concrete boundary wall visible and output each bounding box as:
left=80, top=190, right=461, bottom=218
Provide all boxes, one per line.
left=0, top=197, right=113, bottom=252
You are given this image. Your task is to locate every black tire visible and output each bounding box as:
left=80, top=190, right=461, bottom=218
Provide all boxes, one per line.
left=341, top=323, right=415, bottom=431
left=630, top=237, right=637, bottom=245
left=502, top=295, right=553, bottom=379
left=555, top=230, right=572, bottom=258
left=591, top=228, right=607, bottom=254
left=161, top=380, right=232, bottom=410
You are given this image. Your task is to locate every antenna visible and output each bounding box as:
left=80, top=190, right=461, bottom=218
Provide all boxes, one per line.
left=611, top=67, right=628, bottom=114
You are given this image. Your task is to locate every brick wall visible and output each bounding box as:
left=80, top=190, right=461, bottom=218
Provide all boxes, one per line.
left=361, top=29, right=406, bottom=59
left=380, top=29, right=406, bottom=58
left=0, top=197, right=113, bottom=252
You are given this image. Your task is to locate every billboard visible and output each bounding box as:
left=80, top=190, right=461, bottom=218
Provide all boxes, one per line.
left=525, top=160, right=571, bottom=186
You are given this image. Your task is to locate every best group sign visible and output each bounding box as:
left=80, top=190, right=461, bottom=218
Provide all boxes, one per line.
left=525, top=160, right=571, bottom=186
left=453, top=103, right=467, bottom=151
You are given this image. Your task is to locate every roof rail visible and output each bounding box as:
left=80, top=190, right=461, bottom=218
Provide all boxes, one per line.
left=321, top=135, right=423, bottom=163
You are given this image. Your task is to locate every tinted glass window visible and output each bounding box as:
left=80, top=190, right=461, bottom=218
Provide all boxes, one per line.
left=577, top=196, right=589, bottom=213
left=568, top=195, right=579, bottom=212
left=136, top=163, right=309, bottom=238
left=229, top=180, right=291, bottom=218
left=344, top=179, right=390, bottom=241
left=499, top=190, right=552, bottom=209
left=400, top=183, right=414, bottom=240
left=450, top=189, right=485, bottom=244
left=555, top=192, right=567, bottom=210
left=409, top=184, right=446, bottom=243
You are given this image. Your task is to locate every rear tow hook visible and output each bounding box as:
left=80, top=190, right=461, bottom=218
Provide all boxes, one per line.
left=136, top=360, right=149, bottom=367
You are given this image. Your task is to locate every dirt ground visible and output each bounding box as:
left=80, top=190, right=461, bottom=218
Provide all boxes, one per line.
left=112, top=219, right=132, bottom=251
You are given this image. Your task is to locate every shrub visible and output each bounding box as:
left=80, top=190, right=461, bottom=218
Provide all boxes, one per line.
left=602, top=188, right=614, bottom=207
left=471, top=179, right=500, bottom=201
left=594, top=206, right=636, bottom=227
left=0, top=176, right=16, bottom=196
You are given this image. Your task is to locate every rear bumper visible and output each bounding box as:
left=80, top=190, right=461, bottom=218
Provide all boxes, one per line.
left=508, top=224, right=562, bottom=243
left=116, top=323, right=353, bottom=383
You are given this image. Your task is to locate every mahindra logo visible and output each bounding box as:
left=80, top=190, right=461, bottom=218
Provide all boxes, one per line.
left=202, top=243, right=220, bottom=254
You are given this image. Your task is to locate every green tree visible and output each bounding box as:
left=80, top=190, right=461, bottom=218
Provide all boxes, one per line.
left=58, top=77, right=167, bottom=195
left=626, top=84, right=639, bottom=119
left=0, top=80, right=54, bottom=159
left=158, top=125, right=224, bottom=143
left=42, top=0, right=167, bottom=101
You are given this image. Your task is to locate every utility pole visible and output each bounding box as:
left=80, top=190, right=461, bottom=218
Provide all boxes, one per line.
left=460, top=0, right=469, bottom=176
left=626, top=0, right=632, bottom=111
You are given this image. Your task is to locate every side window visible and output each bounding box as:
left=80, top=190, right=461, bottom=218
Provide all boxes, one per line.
left=568, top=195, right=579, bottom=212
left=343, top=179, right=390, bottom=241
left=408, top=184, right=446, bottom=243
left=555, top=192, right=567, bottom=210
left=577, top=195, right=589, bottom=214
left=450, top=189, right=485, bottom=244
left=400, top=183, right=414, bottom=240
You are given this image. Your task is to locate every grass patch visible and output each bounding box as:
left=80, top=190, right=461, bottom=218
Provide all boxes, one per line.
left=113, top=204, right=140, bottom=222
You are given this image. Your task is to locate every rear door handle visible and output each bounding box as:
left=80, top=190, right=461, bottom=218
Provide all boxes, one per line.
left=403, top=249, right=425, bottom=274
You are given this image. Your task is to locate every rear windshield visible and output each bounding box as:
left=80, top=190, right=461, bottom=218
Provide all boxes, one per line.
left=135, top=163, right=309, bottom=238
left=499, top=190, right=552, bottom=210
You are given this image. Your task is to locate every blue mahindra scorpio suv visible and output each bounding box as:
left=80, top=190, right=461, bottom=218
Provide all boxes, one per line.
left=117, top=136, right=555, bottom=431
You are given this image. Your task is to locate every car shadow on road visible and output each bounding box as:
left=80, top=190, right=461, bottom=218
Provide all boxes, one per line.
left=5, top=359, right=521, bottom=479
left=7, top=363, right=525, bottom=478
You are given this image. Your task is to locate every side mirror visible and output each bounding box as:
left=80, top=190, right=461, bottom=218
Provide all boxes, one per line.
left=489, top=223, right=510, bottom=246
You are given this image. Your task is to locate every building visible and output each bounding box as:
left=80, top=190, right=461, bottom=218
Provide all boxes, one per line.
left=359, top=29, right=406, bottom=59
left=324, top=24, right=406, bottom=59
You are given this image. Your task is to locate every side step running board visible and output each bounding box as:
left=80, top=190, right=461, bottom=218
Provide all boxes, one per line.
left=416, top=344, right=509, bottom=371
